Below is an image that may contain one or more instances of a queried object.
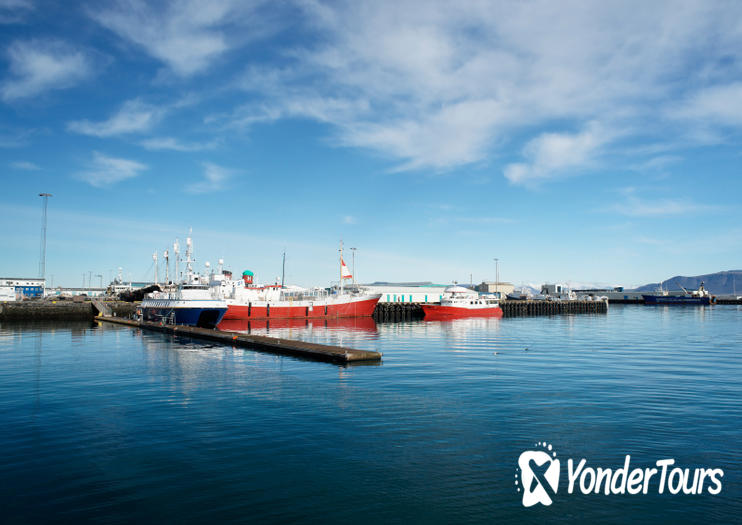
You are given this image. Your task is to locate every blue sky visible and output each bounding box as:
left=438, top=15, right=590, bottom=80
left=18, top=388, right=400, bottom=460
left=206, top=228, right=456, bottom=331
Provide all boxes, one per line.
left=1, top=0, right=741, bottom=288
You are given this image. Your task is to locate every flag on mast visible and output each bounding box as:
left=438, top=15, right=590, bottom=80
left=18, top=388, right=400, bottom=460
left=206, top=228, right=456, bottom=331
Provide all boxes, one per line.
left=341, top=258, right=352, bottom=279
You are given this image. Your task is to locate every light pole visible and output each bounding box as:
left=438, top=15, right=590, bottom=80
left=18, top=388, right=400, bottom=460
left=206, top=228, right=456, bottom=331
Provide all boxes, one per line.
left=38, top=193, right=52, bottom=281
left=350, top=247, right=357, bottom=287
left=494, top=258, right=499, bottom=296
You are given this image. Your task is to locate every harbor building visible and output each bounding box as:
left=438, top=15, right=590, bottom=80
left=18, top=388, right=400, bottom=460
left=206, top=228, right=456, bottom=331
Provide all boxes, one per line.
left=475, top=281, right=514, bottom=298
left=46, top=287, right=107, bottom=298
left=0, top=277, right=45, bottom=300
left=362, top=282, right=451, bottom=303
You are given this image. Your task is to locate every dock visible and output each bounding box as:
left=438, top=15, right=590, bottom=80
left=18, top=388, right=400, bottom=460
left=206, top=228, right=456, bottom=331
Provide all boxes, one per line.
left=373, top=299, right=608, bottom=321
left=94, top=316, right=382, bottom=364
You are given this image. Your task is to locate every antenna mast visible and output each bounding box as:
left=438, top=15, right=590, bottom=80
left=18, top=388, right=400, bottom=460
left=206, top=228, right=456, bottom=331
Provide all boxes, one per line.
left=173, top=239, right=180, bottom=282
left=164, top=249, right=169, bottom=283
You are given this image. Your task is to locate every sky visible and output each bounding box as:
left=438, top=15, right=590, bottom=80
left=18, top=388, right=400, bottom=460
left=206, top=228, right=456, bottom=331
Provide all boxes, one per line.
left=1, top=0, right=741, bottom=289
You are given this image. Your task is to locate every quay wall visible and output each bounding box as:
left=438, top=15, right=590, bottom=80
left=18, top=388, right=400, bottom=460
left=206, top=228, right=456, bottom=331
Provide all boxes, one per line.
left=0, top=300, right=137, bottom=321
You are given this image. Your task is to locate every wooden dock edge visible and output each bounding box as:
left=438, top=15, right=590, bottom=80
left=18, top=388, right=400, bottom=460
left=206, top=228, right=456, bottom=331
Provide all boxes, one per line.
left=94, top=316, right=382, bottom=364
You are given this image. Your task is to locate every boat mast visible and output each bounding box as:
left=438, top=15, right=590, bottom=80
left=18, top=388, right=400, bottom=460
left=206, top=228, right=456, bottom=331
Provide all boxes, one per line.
left=185, top=232, right=194, bottom=283
left=173, top=239, right=180, bottom=283
left=153, top=251, right=158, bottom=285
left=164, top=249, right=169, bottom=283
left=339, top=240, right=344, bottom=295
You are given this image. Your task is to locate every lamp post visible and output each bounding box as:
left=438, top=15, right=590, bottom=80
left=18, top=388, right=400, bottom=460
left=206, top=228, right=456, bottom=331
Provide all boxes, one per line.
left=38, top=193, right=52, bottom=281
left=494, top=258, right=499, bottom=296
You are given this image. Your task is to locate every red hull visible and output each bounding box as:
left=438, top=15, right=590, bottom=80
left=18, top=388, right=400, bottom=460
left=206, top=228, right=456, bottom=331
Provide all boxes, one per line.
left=222, top=296, right=380, bottom=321
left=422, top=304, right=503, bottom=320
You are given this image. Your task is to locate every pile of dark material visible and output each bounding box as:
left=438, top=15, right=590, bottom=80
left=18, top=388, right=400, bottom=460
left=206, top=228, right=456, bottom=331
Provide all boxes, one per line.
left=118, top=284, right=161, bottom=302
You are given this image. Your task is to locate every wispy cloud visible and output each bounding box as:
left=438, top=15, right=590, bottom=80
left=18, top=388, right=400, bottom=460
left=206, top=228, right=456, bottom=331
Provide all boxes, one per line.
left=211, top=1, right=742, bottom=180
left=671, top=82, right=742, bottom=127
left=140, top=136, right=218, bottom=152
left=88, top=0, right=274, bottom=77
left=504, top=122, right=609, bottom=185
left=0, top=0, right=33, bottom=24
left=75, top=152, right=147, bottom=187
left=1, top=39, right=93, bottom=101
left=10, top=160, right=39, bottom=170
left=68, top=99, right=164, bottom=137
left=610, top=190, right=720, bottom=217
left=185, top=162, right=235, bottom=193
left=342, top=215, right=357, bottom=224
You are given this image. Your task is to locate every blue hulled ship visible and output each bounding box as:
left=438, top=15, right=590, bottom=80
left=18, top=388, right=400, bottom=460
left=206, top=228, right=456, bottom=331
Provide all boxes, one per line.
left=139, top=235, right=227, bottom=328
left=642, top=282, right=714, bottom=305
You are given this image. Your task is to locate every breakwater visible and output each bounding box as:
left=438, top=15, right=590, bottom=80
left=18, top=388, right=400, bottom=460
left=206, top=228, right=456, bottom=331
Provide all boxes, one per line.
left=0, top=300, right=136, bottom=321
left=373, top=299, right=608, bottom=322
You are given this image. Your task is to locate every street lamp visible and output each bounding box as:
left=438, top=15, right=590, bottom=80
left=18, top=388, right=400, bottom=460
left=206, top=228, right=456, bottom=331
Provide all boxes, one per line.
left=494, top=258, right=499, bottom=296
left=38, top=193, right=52, bottom=281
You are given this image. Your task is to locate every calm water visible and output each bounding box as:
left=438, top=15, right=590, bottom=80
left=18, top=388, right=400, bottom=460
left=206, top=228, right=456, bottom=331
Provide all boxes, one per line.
left=1, top=305, right=740, bottom=523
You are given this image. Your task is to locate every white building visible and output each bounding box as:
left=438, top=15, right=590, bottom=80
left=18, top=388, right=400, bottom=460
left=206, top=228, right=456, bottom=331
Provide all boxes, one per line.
left=0, top=277, right=45, bottom=299
left=46, top=287, right=107, bottom=298
left=362, top=282, right=452, bottom=303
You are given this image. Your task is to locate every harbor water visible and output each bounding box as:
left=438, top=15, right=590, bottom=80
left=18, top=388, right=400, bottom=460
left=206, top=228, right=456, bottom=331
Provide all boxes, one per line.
left=1, top=305, right=740, bottom=523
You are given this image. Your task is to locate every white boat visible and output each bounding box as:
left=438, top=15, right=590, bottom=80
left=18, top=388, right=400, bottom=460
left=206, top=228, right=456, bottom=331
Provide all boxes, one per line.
left=140, top=235, right=227, bottom=328
left=421, top=286, right=503, bottom=319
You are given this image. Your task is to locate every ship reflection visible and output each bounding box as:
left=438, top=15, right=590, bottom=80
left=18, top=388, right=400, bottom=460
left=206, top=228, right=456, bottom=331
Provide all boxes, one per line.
left=218, top=316, right=378, bottom=334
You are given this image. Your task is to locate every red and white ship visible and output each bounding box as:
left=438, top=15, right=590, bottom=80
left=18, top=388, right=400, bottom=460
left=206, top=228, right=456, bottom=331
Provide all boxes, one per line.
left=421, top=285, right=503, bottom=320
left=213, top=243, right=381, bottom=321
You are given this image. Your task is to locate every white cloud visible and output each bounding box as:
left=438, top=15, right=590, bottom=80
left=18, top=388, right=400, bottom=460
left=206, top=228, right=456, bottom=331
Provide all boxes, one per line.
left=216, top=1, right=742, bottom=178
left=342, top=215, right=356, bottom=224
left=504, top=123, right=609, bottom=185
left=67, top=99, right=163, bottom=137
left=10, top=160, right=39, bottom=170
left=185, top=162, right=235, bottom=193
left=671, top=82, right=742, bottom=126
left=0, top=0, right=33, bottom=24
left=1, top=39, right=92, bottom=101
left=140, top=136, right=217, bottom=151
left=610, top=194, right=719, bottom=217
left=75, top=152, right=147, bottom=187
left=88, top=0, right=271, bottom=77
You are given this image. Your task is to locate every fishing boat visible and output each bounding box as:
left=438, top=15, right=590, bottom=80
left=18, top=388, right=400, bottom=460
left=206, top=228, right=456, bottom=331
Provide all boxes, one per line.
left=214, top=242, right=381, bottom=320
left=421, top=285, right=503, bottom=319
left=139, top=236, right=227, bottom=328
left=642, top=282, right=714, bottom=305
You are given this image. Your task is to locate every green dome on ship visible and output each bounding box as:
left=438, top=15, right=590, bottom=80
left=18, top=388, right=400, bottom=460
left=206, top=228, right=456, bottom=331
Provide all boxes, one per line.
left=242, top=270, right=254, bottom=277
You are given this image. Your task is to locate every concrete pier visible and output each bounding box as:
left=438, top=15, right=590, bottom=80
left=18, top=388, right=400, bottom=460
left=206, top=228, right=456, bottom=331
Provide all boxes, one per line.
left=94, top=316, right=382, bottom=364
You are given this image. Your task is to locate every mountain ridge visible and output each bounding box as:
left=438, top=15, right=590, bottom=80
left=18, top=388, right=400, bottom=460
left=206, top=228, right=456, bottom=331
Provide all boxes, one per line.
left=634, top=270, right=742, bottom=295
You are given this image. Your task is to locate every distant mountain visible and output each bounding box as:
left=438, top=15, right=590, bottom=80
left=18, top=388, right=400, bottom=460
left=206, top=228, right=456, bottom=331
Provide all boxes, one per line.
left=634, top=270, right=742, bottom=295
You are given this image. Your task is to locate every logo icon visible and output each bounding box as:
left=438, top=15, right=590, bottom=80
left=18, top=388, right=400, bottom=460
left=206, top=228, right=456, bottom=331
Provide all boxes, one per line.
left=516, top=442, right=560, bottom=507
